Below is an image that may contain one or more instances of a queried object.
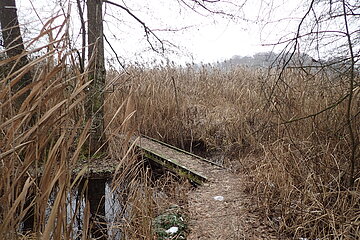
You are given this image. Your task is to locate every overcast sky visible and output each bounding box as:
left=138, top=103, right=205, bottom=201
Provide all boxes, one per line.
left=14, top=0, right=304, bottom=65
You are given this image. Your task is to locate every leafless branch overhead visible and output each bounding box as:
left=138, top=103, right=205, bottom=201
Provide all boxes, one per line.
left=103, top=0, right=165, bottom=53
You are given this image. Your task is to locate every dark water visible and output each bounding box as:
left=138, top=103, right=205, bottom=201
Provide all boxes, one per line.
left=22, top=178, right=123, bottom=239
left=70, top=179, right=122, bottom=239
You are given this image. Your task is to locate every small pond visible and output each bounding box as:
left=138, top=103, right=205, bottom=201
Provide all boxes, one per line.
left=22, top=178, right=124, bottom=239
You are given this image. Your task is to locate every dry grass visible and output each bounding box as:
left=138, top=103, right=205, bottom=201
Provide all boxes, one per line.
left=0, top=16, right=101, bottom=239
left=107, top=64, right=360, bottom=239
left=109, top=133, right=191, bottom=239
left=1, top=15, right=359, bottom=239
left=0, top=16, right=190, bottom=240
left=106, top=65, right=267, bottom=156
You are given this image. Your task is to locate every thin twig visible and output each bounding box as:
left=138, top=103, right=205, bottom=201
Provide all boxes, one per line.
left=342, top=0, right=358, bottom=188
left=103, top=0, right=165, bottom=53
left=76, top=0, right=86, bottom=73
left=103, top=33, right=128, bottom=72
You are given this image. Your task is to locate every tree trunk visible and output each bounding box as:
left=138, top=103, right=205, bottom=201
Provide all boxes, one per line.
left=86, top=0, right=106, bottom=156
left=0, top=0, right=32, bottom=93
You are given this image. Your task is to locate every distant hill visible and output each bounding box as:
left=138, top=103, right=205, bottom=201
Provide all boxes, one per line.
left=215, top=52, right=321, bottom=69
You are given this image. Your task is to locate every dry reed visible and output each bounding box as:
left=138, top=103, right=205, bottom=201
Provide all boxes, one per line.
left=1, top=16, right=97, bottom=239
left=2, top=15, right=358, bottom=239
left=107, top=63, right=359, bottom=239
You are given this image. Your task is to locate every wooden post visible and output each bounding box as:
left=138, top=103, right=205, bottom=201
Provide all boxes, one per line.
left=86, top=0, right=106, bottom=156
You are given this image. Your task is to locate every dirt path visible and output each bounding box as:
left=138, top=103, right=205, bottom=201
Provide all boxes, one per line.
left=187, top=168, right=279, bottom=239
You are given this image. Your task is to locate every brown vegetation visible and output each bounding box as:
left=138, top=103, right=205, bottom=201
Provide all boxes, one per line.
left=1, top=18, right=96, bottom=239
left=108, top=64, right=359, bottom=239
left=1, top=20, right=359, bottom=239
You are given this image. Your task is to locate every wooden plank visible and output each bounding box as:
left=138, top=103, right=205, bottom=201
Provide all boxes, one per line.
left=140, top=135, right=223, bottom=167
left=141, top=147, right=207, bottom=185
left=133, top=136, right=219, bottom=185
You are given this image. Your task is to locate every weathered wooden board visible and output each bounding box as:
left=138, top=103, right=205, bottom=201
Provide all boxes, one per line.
left=134, top=135, right=223, bottom=185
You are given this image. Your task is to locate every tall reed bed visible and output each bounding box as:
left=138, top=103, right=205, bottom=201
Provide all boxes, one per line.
left=105, top=70, right=192, bottom=239
left=249, top=69, right=360, bottom=239
left=107, top=65, right=267, bottom=156
left=0, top=18, right=95, bottom=239
left=0, top=17, right=195, bottom=240
left=108, top=64, right=359, bottom=238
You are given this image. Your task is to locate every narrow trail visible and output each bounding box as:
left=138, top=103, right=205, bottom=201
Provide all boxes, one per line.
left=187, top=168, right=279, bottom=239
left=125, top=135, right=280, bottom=239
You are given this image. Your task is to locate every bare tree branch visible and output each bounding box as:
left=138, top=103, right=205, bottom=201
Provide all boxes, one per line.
left=103, top=33, right=127, bottom=71
left=177, top=0, right=246, bottom=18
left=266, top=0, right=316, bottom=104
left=76, top=0, right=86, bottom=73
left=103, top=0, right=165, bottom=53
left=342, top=0, right=358, bottom=188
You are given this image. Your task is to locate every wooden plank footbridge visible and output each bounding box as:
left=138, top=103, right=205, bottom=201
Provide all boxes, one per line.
left=133, top=135, right=223, bottom=185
